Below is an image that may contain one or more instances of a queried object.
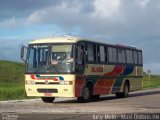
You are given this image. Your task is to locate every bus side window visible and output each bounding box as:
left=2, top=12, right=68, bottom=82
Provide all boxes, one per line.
left=126, top=50, right=134, bottom=64
left=77, top=45, right=84, bottom=65
left=118, top=48, right=126, bottom=63
left=86, top=44, right=96, bottom=62
left=138, top=51, right=143, bottom=65
left=99, top=46, right=105, bottom=62
left=134, top=51, right=138, bottom=64
left=108, top=47, right=117, bottom=63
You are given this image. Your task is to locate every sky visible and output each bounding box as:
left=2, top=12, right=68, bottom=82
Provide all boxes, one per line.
left=0, top=0, right=160, bottom=74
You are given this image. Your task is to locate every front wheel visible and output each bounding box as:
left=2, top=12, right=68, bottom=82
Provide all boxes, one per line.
left=77, top=86, right=90, bottom=103
left=41, top=97, right=55, bottom=103
left=92, top=95, right=100, bottom=100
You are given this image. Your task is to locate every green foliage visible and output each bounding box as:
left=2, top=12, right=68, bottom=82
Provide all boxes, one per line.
left=0, top=60, right=24, bottom=83
left=0, top=84, right=26, bottom=101
left=0, top=60, right=27, bottom=100
left=143, top=74, right=160, bottom=88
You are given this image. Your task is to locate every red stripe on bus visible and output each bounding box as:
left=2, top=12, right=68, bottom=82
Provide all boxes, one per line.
left=93, top=65, right=125, bottom=95
left=31, top=74, right=36, bottom=79
left=75, top=75, right=85, bottom=97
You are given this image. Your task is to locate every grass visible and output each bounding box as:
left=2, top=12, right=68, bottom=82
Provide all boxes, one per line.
left=0, top=83, right=26, bottom=101
left=0, top=60, right=27, bottom=101
left=0, top=60, right=160, bottom=101
left=143, top=73, right=160, bottom=88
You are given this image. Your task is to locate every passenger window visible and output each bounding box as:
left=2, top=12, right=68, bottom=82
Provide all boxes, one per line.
left=99, top=46, right=105, bottom=62
left=108, top=47, right=117, bottom=63
left=87, top=44, right=96, bottom=62
left=118, top=49, right=126, bottom=63
left=138, top=51, right=142, bottom=65
left=126, top=50, right=134, bottom=64
left=134, top=51, right=138, bottom=64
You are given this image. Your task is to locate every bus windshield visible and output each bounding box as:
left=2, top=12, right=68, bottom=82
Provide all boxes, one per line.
left=26, top=44, right=75, bottom=73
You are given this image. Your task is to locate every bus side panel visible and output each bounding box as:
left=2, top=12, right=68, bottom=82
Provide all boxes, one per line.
left=75, top=64, right=125, bottom=97
left=125, top=66, right=143, bottom=92
left=111, top=64, right=134, bottom=93
left=93, top=65, right=125, bottom=95
left=75, top=64, right=143, bottom=97
left=115, top=65, right=143, bottom=93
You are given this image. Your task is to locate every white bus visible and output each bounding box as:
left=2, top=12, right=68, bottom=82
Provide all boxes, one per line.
left=21, top=36, right=143, bottom=103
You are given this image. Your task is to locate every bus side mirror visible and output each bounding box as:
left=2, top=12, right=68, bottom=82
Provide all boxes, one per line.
left=21, top=45, right=27, bottom=62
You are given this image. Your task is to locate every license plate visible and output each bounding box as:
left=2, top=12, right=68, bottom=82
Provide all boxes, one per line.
left=44, top=93, right=52, bottom=97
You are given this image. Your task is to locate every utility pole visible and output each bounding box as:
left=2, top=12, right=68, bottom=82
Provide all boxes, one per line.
left=147, top=70, right=151, bottom=87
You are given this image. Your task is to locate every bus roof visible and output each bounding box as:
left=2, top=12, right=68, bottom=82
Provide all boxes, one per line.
left=29, top=36, right=107, bottom=44
left=29, top=36, right=141, bottom=50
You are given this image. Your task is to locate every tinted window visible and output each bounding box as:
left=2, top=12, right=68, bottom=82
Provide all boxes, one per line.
left=118, top=49, right=126, bottom=63
left=126, top=50, right=134, bottom=64
left=77, top=46, right=84, bottom=64
left=138, top=51, right=143, bottom=64
left=134, top=51, right=138, bottom=64
left=99, top=46, right=105, bottom=62
left=108, top=47, right=117, bottom=63
left=87, top=44, right=95, bottom=62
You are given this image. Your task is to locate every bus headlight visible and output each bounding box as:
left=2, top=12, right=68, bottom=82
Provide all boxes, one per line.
left=25, top=80, right=35, bottom=85
left=60, top=81, right=73, bottom=85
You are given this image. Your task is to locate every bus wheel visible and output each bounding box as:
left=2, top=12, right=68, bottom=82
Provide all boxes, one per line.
left=122, top=82, right=129, bottom=98
left=115, top=93, right=123, bottom=98
left=92, top=95, right=100, bottom=100
left=41, top=97, right=55, bottom=103
left=77, top=86, right=90, bottom=103
left=116, top=82, right=129, bottom=98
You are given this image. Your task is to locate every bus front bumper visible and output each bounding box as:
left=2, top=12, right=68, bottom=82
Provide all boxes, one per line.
left=25, top=84, right=75, bottom=98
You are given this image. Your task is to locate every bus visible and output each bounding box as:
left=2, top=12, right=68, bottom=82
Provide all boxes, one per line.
left=21, top=36, right=143, bottom=103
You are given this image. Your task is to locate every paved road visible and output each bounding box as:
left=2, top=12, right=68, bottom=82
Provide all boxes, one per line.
left=0, top=88, right=160, bottom=120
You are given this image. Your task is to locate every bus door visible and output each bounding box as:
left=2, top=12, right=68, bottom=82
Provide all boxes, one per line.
left=76, top=44, right=85, bottom=74
left=75, top=43, right=85, bottom=97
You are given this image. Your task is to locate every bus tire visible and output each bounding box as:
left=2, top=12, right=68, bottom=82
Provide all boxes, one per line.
left=115, top=93, right=123, bottom=98
left=122, top=82, right=129, bottom=98
left=77, top=86, right=90, bottom=103
left=116, top=82, right=129, bottom=98
left=92, top=95, right=100, bottom=100
left=41, top=97, right=55, bottom=103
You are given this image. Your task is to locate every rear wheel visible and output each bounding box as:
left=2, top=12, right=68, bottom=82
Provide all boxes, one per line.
left=122, top=82, right=129, bottom=98
left=41, top=97, right=55, bottom=103
left=77, top=86, right=90, bottom=103
left=116, top=93, right=123, bottom=98
left=116, top=82, right=129, bottom=98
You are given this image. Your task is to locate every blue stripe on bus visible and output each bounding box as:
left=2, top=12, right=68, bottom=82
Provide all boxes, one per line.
left=112, top=65, right=134, bottom=93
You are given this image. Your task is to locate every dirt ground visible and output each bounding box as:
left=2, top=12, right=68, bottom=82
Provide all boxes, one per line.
left=0, top=88, right=160, bottom=120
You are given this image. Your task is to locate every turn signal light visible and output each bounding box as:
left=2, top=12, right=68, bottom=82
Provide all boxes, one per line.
left=60, top=81, right=73, bottom=85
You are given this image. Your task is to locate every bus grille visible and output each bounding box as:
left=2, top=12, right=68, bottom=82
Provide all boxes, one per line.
left=37, top=89, right=58, bottom=93
left=35, top=82, right=59, bottom=84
